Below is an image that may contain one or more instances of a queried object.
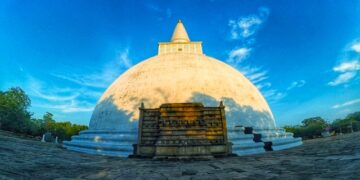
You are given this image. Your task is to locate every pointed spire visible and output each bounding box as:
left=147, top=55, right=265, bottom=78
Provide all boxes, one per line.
left=171, top=20, right=190, bottom=43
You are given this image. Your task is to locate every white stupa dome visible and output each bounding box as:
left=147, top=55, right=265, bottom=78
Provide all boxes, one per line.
left=89, top=20, right=275, bottom=131
left=64, top=20, right=303, bottom=157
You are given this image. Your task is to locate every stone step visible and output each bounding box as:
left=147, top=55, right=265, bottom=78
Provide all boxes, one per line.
left=271, top=140, right=303, bottom=151
left=260, top=133, right=294, bottom=139
left=263, top=137, right=302, bottom=145
left=234, top=148, right=266, bottom=156
left=79, top=130, right=137, bottom=135
left=232, top=142, right=264, bottom=150
left=253, top=128, right=286, bottom=133
left=65, top=145, right=131, bottom=157
left=231, top=140, right=256, bottom=145
left=228, top=135, right=254, bottom=141
left=63, top=140, right=133, bottom=152
left=72, top=135, right=137, bottom=143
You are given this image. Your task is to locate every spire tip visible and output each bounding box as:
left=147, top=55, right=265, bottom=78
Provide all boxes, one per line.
left=171, top=20, right=190, bottom=43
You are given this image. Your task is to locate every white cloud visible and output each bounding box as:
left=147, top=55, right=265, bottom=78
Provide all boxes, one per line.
left=34, top=100, right=94, bottom=113
left=53, top=48, right=131, bottom=88
left=51, top=74, right=108, bottom=88
left=262, top=89, right=286, bottom=102
left=328, top=60, right=360, bottom=86
left=226, top=7, right=286, bottom=103
left=35, top=49, right=132, bottom=114
left=333, top=60, right=360, bottom=72
left=332, top=98, right=360, bottom=109
left=240, top=66, right=285, bottom=102
left=145, top=4, right=161, bottom=12
left=240, top=66, right=268, bottom=84
left=351, top=42, right=360, bottom=53
left=247, top=71, right=268, bottom=84
left=26, top=75, right=100, bottom=114
left=64, top=107, right=94, bottom=113
left=145, top=4, right=172, bottom=20
left=27, top=76, right=80, bottom=101
left=328, top=39, right=360, bottom=86
left=227, top=47, right=251, bottom=64
left=228, top=7, right=269, bottom=40
left=287, top=80, right=306, bottom=90
left=328, top=71, right=357, bottom=86
left=166, top=8, right=172, bottom=18
left=256, top=82, right=271, bottom=90
left=235, top=62, right=288, bottom=102
left=227, top=7, right=269, bottom=63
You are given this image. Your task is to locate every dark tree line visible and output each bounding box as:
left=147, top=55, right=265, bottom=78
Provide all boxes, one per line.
left=0, top=87, right=88, bottom=141
left=284, top=112, right=360, bottom=139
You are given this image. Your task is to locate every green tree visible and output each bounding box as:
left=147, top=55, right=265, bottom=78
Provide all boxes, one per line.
left=283, top=117, right=329, bottom=139
left=0, top=87, right=32, bottom=133
left=332, top=113, right=360, bottom=133
left=345, top=111, right=360, bottom=121
left=43, top=112, right=55, bottom=132
left=0, top=87, right=88, bottom=140
left=302, top=117, right=328, bottom=127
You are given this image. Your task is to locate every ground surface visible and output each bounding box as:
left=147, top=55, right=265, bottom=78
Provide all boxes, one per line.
left=0, top=131, right=359, bottom=180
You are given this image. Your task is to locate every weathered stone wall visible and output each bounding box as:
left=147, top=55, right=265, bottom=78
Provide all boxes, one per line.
left=136, top=103, right=229, bottom=158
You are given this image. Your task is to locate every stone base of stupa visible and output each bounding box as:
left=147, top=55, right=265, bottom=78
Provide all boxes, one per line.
left=228, top=127, right=266, bottom=156
left=64, top=127, right=302, bottom=157
left=252, top=128, right=302, bottom=151
left=63, top=130, right=137, bottom=157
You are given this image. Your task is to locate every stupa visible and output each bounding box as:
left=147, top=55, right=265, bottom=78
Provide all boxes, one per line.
left=64, top=20, right=302, bottom=156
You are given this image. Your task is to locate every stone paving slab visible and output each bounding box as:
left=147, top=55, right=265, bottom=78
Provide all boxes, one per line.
left=0, top=130, right=359, bottom=179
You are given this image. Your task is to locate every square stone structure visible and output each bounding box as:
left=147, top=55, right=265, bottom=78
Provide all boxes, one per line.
left=134, top=102, right=230, bottom=159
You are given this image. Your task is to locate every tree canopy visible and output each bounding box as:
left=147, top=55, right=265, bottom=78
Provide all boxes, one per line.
left=0, top=87, right=88, bottom=141
left=284, top=112, right=360, bottom=139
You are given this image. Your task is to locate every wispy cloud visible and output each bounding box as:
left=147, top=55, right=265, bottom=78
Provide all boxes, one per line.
left=262, top=89, right=286, bottom=102
left=328, top=71, right=357, bottom=86
left=239, top=66, right=286, bottom=102
left=145, top=3, right=161, bottom=12
left=332, top=98, right=360, bottom=109
left=34, top=100, right=94, bottom=113
left=27, top=76, right=80, bottom=101
left=263, top=80, right=306, bottom=102
left=256, top=82, right=271, bottom=90
left=287, top=80, right=306, bottom=90
left=24, top=48, right=132, bottom=116
left=227, top=47, right=251, bottom=64
left=333, top=60, right=360, bottom=72
left=328, top=60, right=360, bottom=86
left=53, top=48, right=131, bottom=88
left=229, top=7, right=269, bottom=41
left=226, top=7, right=288, bottom=103
left=328, top=40, right=360, bottom=86
left=26, top=74, right=100, bottom=114
left=227, top=7, right=270, bottom=65
left=145, top=4, right=172, bottom=20
left=166, top=8, right=172, bottom=18
left=240, top=66, right=268, bottom=85
left=351, top=42, right=360, bottom=53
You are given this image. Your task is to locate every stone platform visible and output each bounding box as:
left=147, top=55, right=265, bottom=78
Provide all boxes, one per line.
left=63, top=126, right=302, bottom=157
left=227, top=127, right=265, bottom=156
left=252, top=128, right=302, bottom=151
left=63, top=130, right=137, bottom=157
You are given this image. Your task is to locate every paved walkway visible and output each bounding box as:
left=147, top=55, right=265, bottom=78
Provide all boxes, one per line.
left=0, top=130, right=359, bottom=179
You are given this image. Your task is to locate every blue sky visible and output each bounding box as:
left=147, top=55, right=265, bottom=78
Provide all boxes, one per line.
left=1, top=0, right=360, bottom=126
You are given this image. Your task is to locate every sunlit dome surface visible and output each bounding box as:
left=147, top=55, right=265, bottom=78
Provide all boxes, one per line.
left=89, top=20, right=275, bottom=131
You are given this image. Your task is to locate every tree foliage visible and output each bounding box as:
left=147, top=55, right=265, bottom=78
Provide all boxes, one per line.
left=284, top=112, right=360, bottom=139
left=0, top=87, right=32, bottom=133
left=0, top=87, right=88, bottom=141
